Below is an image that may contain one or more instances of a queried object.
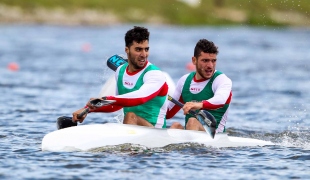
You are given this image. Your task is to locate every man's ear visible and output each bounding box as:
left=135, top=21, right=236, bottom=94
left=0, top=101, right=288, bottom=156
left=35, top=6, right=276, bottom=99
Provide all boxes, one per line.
left=192, top=56, right=197, bottom=65
left=125, top=47, right=129, bottom=54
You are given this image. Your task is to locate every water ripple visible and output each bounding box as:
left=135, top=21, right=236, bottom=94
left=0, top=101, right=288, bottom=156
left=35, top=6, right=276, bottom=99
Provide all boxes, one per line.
left=0, top=25, right=310, bottom=180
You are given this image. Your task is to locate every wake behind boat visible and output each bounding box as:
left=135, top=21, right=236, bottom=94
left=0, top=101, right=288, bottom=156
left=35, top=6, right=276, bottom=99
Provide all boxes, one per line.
left=41, top=123, right=274, bottom=152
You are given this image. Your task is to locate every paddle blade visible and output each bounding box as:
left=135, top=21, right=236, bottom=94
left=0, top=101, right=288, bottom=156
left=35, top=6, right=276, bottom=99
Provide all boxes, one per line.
left=106, top=55, right=128, bottom=71
left=196, top=110, right=217, bottom=139
left=57, top=116, right=77, bottom=130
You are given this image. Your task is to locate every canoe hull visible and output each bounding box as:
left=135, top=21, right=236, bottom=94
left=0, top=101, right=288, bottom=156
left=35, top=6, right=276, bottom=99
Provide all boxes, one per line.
left=41, top=123, right=274, bottom=152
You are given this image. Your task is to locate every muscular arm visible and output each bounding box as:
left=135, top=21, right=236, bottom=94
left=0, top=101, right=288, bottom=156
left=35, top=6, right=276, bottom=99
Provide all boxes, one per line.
left=93, top=69, right=168, bottom=112
left=108, top=70, right=168, bottom=106
left=171, top=73, right=232, bottom=115
left=87, top=64, right=169, bottom=113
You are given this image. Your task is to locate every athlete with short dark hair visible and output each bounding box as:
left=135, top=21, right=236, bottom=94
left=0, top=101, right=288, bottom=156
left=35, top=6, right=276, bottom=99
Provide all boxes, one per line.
left=72, top=26, right=169, bottom=128
left=167, top=39, right=232, bottom=132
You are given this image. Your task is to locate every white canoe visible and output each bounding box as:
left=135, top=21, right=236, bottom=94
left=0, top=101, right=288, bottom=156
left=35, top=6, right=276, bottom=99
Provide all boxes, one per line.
left=41, top=123, right=274, bottom=152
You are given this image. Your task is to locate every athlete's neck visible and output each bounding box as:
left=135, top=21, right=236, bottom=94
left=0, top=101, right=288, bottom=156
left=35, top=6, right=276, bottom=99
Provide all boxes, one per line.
left=126, top=61, right=148, bottom=75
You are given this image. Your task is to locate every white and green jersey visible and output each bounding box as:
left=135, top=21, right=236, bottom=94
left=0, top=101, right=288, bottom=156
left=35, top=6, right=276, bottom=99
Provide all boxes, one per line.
left=112, top=61, right=168, bottom=128
left=167, top=70, right=232, bottom=133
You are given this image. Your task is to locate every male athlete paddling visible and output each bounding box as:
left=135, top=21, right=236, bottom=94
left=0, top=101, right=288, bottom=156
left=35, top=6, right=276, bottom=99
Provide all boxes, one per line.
left=166, top=39, right=232, bottom=133
left=72, top=26, right=169, bottom=128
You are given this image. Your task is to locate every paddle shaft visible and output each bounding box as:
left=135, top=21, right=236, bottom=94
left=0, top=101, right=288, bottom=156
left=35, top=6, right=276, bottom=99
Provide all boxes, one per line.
left=56, top=55, right=121, bottom=129
left=57, top=100, right=113, bottom=129
left=167, top=95, right=197, bottom=116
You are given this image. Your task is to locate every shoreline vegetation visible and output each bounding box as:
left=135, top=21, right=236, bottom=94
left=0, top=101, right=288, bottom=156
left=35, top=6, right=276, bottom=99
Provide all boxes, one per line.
left=0, top=0, right=309, bottom=26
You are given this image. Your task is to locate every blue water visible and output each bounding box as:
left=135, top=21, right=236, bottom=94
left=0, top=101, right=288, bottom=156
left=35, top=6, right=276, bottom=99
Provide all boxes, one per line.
left=0, top=25, right=309, bottom=179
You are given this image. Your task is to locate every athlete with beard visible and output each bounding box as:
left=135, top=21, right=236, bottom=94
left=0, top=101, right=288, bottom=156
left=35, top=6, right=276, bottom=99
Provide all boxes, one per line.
left=72, top=26, right=169, bottom=128
left=166, top=39, right=232, bottom=133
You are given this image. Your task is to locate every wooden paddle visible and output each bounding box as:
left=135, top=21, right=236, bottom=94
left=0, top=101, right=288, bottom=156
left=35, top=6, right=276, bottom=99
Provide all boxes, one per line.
left=106, top=54, right=217, bottom=138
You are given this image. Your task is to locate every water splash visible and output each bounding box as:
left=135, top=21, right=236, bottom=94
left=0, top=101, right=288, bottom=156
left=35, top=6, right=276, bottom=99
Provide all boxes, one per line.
left=113, top=113, right=124, bottom=124
left=276, top=130, right=310, bottom=150
left=227, top=127, right=310, bottom=150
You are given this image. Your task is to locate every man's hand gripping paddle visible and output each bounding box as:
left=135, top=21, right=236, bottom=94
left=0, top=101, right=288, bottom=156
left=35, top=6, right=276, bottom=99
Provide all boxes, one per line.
left=56, top=97, right=115, bottom=130
left=106, top=54, right=217, bottom=138
left=167, top=96, right=216, bottom=138
left=56, top=55, right=127, bottom=130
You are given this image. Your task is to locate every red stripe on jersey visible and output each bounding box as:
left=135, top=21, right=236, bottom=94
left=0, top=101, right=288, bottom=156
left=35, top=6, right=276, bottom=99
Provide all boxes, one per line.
left=225, top=91, right=232, bottom=104
left=89, top=104, right=123, bottom=113
left=202, top=91, right=232, bottom=110
left=107, top=83, right=168, bottom=107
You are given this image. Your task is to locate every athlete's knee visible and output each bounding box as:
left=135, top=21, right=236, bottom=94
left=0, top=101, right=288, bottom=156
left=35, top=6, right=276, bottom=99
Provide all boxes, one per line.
left=123, top=112, right=137, bottom=124
left=170, top=122, right=184, bottom=129
left=186, top=117, right=196, bottom=126
left=185, top=117, right=199, bottom=130
left=124, top=112, right=136, bottom=119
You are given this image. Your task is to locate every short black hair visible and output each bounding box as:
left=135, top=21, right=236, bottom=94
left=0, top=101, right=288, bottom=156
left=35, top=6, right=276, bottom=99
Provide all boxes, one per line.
left=194, top=39, right=219, bottom=58
left=125, top=26, right=150, bottom=47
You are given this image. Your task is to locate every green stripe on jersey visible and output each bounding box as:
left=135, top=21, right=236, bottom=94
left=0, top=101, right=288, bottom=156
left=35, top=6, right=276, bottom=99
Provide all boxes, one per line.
left=117, top=64, right=167, bottom=128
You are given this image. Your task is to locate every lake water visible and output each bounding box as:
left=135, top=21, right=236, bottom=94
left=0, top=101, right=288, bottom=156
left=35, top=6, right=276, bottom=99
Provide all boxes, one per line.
left=0, top=24, right=309, bottom=179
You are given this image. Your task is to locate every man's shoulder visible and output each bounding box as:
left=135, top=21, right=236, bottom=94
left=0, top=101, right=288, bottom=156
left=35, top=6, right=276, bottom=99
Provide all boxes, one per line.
left=176, top=73, right=191, bottom=85
left=181, top=72, right=192, bottom=79
left=146, top=62, right=161, bottom=71
left=215, top=70, right=230, bottom=77
left=214, top=70, right=232, bottom=84
left=143, top=62, right=165, bottom=79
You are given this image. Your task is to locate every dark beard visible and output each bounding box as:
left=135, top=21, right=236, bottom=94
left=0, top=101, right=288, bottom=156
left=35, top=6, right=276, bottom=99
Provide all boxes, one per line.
left=128, top=51, right=144, bottom=69
left=196, top=64, right=213, bottom=80
left=196, top=67, right=205, bottom=79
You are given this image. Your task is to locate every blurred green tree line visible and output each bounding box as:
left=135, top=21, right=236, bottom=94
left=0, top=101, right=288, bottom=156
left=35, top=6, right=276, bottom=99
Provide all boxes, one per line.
left=0, top=0, right=309, bottom=26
